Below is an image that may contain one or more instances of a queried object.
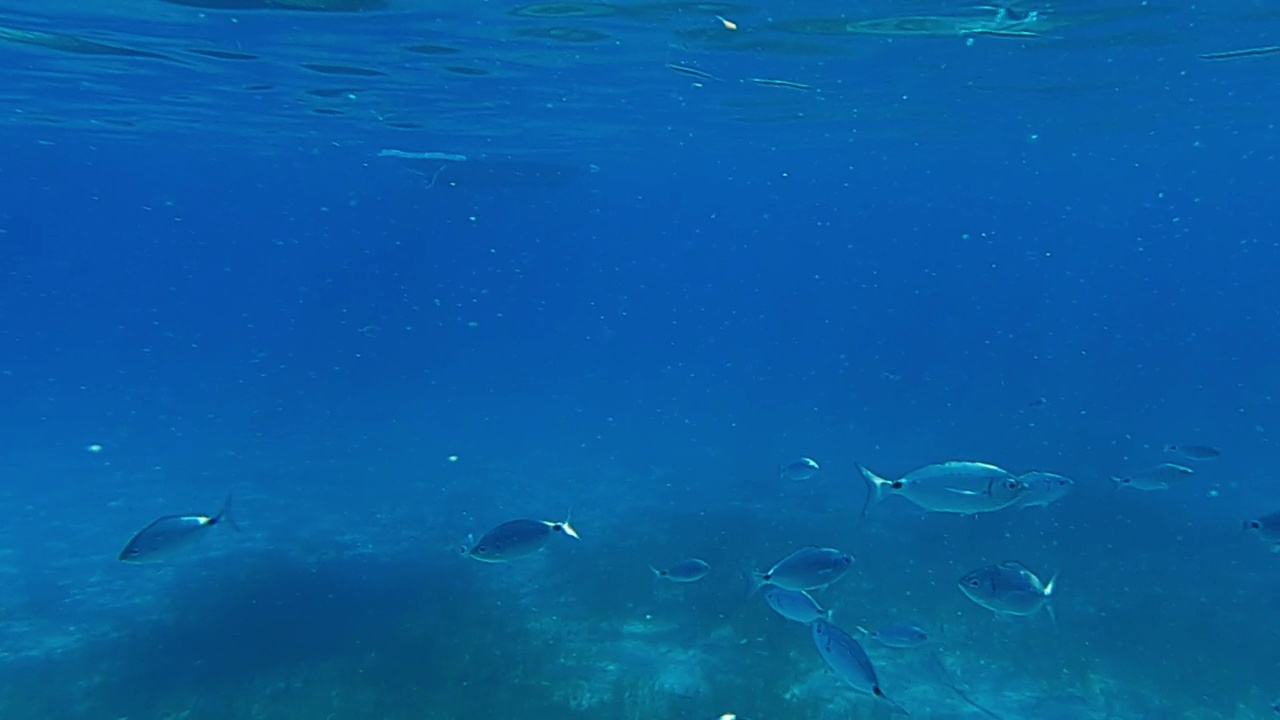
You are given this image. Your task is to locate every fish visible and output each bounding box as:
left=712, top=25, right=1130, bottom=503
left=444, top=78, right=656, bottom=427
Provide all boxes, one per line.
left=1243, top=512, right=1280, bottom=552
left=464, top=516, right=579, bottom=563
left=1112, top=462, right=1194, bottom=491
left=857, top=623, right=929, bottom=649
left=1163, top=443, right=1221, bottom=461
left=764, top=587, right=829, bottom=624
left=651, top=558, right=711, bottom=582
left=1011, top=471, right=1074, bottom=509
left=811, top=619, right=909, bottom=714
left=666, top=63, right=717, bottom=81
left=779, top=457, right=821, bottom=482
left=753, top=546, right=853, bottom=592
left=1199, top=45, right=1280, bottom=61
left=858, top=461, right=1027, bottom=516
left=749, top=77, right=814, bottom=91
left=958, top=561, right=1056, bottom=621
left=119, top=495, right=238, bottom=563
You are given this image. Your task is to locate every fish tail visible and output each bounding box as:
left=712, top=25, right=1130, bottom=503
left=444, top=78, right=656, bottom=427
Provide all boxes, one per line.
left=875, top=688, right=911, bottom=716
left=212, top=494, right=241, bottom=532
left=857, top=463, right=890, bottom=517
left=649, top=565, right=663, bottom=578
left=1110, top=477, right=1127, bottom=492
left=555, top=511, right=581, bottom=540
left=742, top=565, right=767, bottom=598
left=459, top=532, right=475, bottom=556
left=1043, top=573, right=1059, bottom=625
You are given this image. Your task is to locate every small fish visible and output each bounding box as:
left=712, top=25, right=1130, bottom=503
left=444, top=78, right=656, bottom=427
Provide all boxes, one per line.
left=753, top=546, right=853, bottom=592
left=780, top=457, right=821, bottom=482
left=958, top=561, right=1056, bottom=621
left=857, top=623, right=929, bottom=649
left=1243, top=512, right=1280, bottom=552
left=1163, top=444, right=1221, bottom=461
left=749, top=77, right=814, bottom=90
left=859, top=461, right=1027, bottom=515
left=764, top=587, right=829, bottom=624
left=1112, top=462, right=1194, bottom=491
left=119, top=495, right=238, bottom=563
left=811, top=619, right=908, bottom=714
left=465, top=516, right=579, bottom=563
left=666, top=63, right=717, bottom=81
left=1012, top=471, right=1074, bottom=509
left=651, top=558, right=711, bottom=582
left=1199, top=45, right=1280, bottom=61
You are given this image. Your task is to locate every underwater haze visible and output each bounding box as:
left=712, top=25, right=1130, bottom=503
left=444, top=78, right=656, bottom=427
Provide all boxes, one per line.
left=2, top=0, right=1279, bottom=718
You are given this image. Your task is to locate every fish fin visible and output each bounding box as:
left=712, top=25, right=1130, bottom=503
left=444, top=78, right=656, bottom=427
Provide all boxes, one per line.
left=1042, top=573, right=1058, bottom=625
left=944, top=488, right=981, bottom=497
left=212, top=494, right=241, bottom=533
left=857, top=463, right=890, bottom=517
left=649, top=565, right=664, bottom=578
left=743, top=565, right=767, bottom=598
left=555, top=511, right=580, bottom=540
left=927, top=651, right=1006, bottom=720
left=873, top=686, right=911, bottom=716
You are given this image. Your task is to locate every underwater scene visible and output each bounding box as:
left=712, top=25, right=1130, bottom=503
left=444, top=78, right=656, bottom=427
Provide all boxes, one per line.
left=2, top=0, right=1280, bottom=718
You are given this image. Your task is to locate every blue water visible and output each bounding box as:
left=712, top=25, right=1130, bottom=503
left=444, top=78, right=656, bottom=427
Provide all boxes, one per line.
left=2, top=1, right=1279, bottom=718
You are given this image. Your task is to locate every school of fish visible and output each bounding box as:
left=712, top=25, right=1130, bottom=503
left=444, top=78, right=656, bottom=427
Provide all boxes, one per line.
left=118, top=440, right=1268, bottom=717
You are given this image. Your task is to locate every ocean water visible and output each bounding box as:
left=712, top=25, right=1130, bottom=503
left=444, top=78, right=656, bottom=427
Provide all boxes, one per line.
left=2, top=1, right=1279, bottom=718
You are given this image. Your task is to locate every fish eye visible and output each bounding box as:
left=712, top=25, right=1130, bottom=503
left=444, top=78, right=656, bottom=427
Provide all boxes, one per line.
left=1250, top=521, right=1261, bottom=529
left=967, top=578, right=981, bottom=587
left=890, top=481, right=904, bottom=489
left=477, top=545, right=487, bottom=553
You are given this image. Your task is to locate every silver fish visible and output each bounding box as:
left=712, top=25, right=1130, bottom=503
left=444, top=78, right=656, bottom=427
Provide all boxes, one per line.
left=811, top=619, right=908, bottom=714
left=1012, top=471, right=1074, bottom=509
left=857, top=623, right=929, bottom=649
left=1163, top=443, right=1221, bottom=461
left=651, top=558, right=711, bottom=582
left=780, top=457, right=821, bottom=482
left=754, top=546, right=853, bottom=592
left=958, top=561, right=1056, bottom=620
left=119, top=495, right=237, bottom=563
left=859, top=461, right=1027, bottom=515
left=465, top=517, right=579, bottom=563
left=1243, top=512, right=1280, bottom=552
left=1112, top=462, right=1194, bottom=491
left=764, top=587, right=829, bottom=624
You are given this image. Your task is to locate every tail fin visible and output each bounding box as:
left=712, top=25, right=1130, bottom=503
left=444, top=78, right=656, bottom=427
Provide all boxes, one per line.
left=1043, top=573, right=1058, bottom=626
left=857, top=464, right=891, bottom=517
left=211, top=494, right=241, bottom=532
left=554, top=511, right=580, bottom=540
left=741, top=563, right=767, bottom=598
